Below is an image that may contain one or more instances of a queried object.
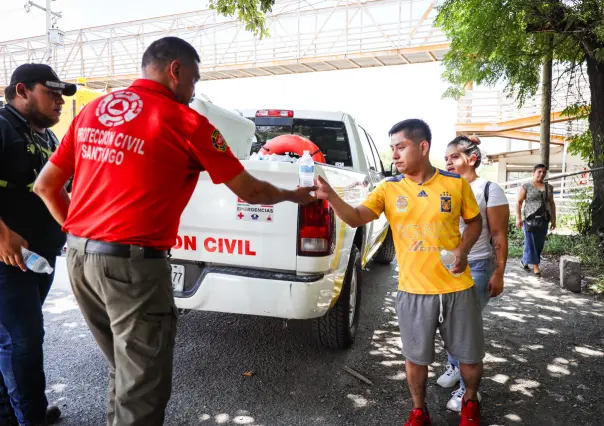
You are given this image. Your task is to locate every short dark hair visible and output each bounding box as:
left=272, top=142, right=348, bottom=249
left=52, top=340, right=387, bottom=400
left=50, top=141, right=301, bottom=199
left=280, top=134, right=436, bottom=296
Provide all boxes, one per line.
left=4, top=82, right=36, bottom=102
left=533, top=163, right=548, bottom=172
left=388, top=119, right=432, bottom=146
left=448, top=135, right=483, bottom=169
left=141, top=37, right=200, bottom=70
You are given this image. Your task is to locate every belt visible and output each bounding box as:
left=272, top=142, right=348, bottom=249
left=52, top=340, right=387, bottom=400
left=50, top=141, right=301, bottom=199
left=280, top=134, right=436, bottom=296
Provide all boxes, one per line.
left=66, top=234, right=168, bottom=259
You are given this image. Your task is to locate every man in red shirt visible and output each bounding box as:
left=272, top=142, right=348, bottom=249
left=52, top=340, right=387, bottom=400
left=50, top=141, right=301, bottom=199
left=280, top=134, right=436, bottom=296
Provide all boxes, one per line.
left=33, top=37, right=315, bottom=426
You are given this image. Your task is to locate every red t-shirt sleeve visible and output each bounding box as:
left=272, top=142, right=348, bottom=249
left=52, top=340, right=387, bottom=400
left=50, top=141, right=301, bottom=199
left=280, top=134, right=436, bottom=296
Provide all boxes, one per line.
left=49, top=115, right=77, bottom=176
left=187, top=116, right=244, bottom=184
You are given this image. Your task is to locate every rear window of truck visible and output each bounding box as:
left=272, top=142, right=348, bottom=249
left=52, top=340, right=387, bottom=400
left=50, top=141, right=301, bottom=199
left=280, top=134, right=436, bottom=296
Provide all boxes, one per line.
left=249, top=118, right=353, bottom=168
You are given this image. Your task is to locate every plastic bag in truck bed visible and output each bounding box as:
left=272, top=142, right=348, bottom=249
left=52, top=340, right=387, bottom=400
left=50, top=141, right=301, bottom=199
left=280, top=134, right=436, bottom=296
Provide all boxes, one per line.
left=189, top=98, right=255, bottom=160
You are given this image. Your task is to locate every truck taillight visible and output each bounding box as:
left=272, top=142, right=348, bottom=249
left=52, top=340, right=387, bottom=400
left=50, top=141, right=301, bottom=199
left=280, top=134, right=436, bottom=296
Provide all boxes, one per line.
left=256, top=109, right=294, bottom=118
left=298, top=200, right=335, bottom=256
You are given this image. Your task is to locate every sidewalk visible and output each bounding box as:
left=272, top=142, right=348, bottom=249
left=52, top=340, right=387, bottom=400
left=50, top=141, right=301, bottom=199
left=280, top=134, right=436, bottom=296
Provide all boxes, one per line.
left=39, top=257, right=603, bottom=425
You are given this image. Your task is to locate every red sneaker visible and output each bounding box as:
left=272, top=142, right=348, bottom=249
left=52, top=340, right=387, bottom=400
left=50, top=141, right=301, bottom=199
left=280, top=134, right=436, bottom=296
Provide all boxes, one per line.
left=404, top=408, right=433, bottom=426
left=460, top=398, right=481, bottom=425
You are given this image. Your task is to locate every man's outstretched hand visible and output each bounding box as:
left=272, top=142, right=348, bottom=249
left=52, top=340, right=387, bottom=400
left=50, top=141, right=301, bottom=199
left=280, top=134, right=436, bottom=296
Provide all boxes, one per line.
left=315, top=175, right=334, bottom=201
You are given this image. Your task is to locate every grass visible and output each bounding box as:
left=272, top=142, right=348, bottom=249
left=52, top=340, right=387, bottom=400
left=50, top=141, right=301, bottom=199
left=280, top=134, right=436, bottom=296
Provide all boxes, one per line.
left=590, top=280, right=604, bottom=295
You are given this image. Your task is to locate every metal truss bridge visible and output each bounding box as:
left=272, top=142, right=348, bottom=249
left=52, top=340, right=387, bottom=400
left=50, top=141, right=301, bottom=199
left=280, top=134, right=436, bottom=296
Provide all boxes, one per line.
left=0, top=0, right=589, bottom=146
left=0, top=0, right=447, bottom=90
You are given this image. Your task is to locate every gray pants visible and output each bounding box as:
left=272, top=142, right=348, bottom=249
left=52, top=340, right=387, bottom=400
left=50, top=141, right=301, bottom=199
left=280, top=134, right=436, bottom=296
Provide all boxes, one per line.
left=396, top=287, right=485, bottom=365
left=67, top=243, right=177, bottom=426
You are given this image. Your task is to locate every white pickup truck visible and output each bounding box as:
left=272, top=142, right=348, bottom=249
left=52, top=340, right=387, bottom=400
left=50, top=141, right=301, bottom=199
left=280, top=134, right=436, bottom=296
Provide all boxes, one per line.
left=170, top=102, right=397, bottom=348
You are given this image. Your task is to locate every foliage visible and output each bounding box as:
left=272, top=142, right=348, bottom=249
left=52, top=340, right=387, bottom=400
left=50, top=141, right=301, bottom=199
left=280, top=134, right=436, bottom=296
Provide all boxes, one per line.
left=567, top=130, right=594, bottom=163
left=435, top=0, right=604, bottom=104
left=507, top=216, right=525, bottom=258
left=435, top=0, right=604, bottom=233
left=572, top=187, right=594, bottom=235
left=562, top=103, right=597, bottom=164
left=210, top=0, right=275, bottom=38
left=590, top=278, right=604, bottom=295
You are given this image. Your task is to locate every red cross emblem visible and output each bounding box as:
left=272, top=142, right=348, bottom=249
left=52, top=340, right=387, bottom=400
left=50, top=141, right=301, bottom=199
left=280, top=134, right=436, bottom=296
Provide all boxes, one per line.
left=237, top=212, right=244, bottom=219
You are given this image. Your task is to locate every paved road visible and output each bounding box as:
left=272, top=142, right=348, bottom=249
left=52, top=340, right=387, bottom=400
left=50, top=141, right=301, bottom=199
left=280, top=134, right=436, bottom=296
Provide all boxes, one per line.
left=43, top=258, right=603, bottom=425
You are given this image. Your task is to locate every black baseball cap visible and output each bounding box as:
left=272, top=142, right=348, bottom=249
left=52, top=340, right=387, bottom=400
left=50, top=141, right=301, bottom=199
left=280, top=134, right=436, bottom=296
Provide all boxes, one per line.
left=9, top=63, right=77, bottom=97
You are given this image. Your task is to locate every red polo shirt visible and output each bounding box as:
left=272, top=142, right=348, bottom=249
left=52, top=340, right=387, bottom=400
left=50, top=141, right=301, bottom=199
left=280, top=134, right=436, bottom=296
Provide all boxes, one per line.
left=50, top=79, right=244, bottom=250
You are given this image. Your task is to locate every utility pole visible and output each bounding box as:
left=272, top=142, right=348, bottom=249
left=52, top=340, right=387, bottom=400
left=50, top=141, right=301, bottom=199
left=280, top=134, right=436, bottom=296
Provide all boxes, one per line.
left=24, top=0, right=63, bottom=64
left=539, top=34, right=554, bottom=169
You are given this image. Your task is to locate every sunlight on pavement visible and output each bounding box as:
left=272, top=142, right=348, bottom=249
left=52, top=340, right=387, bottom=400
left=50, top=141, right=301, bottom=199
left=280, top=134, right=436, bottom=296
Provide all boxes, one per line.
left=488, top=374, right=510, bottom=384
left=574, top=346, right=604, bottom=357
left=510, top=379, right=540, bottom=397
left=347, top=394, right=369, bottom=408
left=504, top=413, right=523, bottom=422
left=43, top=295, right=80, bottom=315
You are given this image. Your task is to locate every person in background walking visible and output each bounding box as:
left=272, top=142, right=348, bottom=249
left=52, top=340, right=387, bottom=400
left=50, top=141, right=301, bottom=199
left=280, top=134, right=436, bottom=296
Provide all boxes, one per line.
left=438, top=135, right=509, bottom=412
left=516, top=164, right=556, bottom=276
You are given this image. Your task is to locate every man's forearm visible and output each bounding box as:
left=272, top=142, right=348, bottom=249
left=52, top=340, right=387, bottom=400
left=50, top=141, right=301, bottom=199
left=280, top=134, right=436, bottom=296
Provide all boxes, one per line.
left=36, top=188, right=71, bottom=226
left=491, top=232, right=508, bottom=275
left=327, top=192, right=365, bottom=228
left=244, top=181, right=296, bottom=205
left=459, top=215, right=482, bottom=255
left=0, top=219, right=9, bottom=242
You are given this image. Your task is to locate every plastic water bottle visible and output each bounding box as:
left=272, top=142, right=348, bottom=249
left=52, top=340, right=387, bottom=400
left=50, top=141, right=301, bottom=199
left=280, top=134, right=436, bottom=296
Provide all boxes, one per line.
left=299, top=150, right=315, bottom=188
left=440, top=249, right=461, bottom=277
left=21, top=248, right=54, bottom=274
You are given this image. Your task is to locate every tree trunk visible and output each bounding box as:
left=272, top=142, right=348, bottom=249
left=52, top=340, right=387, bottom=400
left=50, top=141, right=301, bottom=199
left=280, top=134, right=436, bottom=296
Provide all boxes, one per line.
left=586, top=54, right=604, bottom=233
left=540, top=34, right=553, bottom=168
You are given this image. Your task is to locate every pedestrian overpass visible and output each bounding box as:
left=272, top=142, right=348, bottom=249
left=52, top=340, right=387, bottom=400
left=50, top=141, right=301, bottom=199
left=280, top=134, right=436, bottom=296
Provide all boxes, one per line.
left=0, top=0, right=588, bottom=146
left=0, top=0, right=448, bottom=89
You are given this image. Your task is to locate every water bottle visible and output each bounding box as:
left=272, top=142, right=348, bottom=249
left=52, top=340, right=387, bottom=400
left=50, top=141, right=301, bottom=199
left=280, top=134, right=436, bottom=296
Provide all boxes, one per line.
left=440, top=249, right=461, bottom=277
left=299, top=150, right=315, bottom=188
left=21, top=248, right=54, bottom=274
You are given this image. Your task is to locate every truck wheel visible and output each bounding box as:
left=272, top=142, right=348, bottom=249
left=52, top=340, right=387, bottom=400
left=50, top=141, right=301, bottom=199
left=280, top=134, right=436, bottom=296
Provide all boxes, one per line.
left=373, top=227, right=396, bottom=264
left=313, top=244, right=362, bottom=349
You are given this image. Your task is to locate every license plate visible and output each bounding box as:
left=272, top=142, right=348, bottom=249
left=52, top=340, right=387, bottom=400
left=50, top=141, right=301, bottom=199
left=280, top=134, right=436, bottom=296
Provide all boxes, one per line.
left=171, top=265, right=185, bottom=292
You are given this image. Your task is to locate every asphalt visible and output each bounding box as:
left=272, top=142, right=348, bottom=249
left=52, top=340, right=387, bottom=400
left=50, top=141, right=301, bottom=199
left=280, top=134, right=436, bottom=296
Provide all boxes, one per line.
left=42, top=257, right=604, bottom=425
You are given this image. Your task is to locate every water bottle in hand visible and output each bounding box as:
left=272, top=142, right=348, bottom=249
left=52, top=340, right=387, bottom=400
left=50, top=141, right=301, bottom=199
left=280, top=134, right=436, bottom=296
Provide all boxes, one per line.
left=440, top=249, right=461, bottom=277
left=21, top=248, right=54, bottom=274
left=298, top=150, right=315, bottom=187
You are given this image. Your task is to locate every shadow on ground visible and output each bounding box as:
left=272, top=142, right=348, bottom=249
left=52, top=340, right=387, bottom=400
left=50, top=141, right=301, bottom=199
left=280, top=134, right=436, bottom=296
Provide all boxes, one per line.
left=40, top=258, right=603, bottom=425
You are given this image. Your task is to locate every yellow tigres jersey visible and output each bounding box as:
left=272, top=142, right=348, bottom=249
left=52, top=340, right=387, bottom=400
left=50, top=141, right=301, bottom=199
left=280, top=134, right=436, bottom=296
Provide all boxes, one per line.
left=362, top=169, right=480, bottom=294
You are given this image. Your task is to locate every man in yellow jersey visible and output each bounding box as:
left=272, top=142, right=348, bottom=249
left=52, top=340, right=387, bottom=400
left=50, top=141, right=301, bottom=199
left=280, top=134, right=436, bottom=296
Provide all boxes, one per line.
left=316, top=119, right=483, bottom=426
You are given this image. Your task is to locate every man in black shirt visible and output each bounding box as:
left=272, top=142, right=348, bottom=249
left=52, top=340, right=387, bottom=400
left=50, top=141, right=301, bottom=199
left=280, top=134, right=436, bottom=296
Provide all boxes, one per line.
left=0, top=64, right=76, bottom=426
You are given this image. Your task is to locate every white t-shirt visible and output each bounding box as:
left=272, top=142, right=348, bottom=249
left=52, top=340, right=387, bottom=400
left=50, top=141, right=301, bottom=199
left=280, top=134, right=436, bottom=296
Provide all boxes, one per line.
left=459, top=177, right=508, bottom=261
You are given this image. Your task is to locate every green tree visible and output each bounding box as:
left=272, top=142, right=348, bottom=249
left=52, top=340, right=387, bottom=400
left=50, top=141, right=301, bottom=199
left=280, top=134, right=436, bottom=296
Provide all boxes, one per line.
left=210, top=0, right=274, bottom=37
left=435, top=0, right=604, bottom=232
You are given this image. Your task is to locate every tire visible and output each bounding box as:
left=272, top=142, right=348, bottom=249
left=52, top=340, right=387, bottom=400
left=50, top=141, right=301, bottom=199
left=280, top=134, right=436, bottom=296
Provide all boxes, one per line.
left=373, top=227, right=396, bottom=264
left=313, top=244, right=362, bottom=349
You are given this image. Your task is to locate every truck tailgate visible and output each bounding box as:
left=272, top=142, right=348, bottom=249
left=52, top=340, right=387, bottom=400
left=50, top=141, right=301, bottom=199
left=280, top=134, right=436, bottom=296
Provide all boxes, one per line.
left=172, top=160, right=300, bottom=271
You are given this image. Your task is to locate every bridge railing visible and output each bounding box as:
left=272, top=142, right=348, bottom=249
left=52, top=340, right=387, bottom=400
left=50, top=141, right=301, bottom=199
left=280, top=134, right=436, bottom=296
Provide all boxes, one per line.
left=0, top=0, right=447, bottom=87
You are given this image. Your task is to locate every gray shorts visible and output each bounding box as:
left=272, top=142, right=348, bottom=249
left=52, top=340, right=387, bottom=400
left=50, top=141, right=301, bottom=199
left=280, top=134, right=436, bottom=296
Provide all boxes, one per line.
left=396, top=287, right=485, bottom=365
